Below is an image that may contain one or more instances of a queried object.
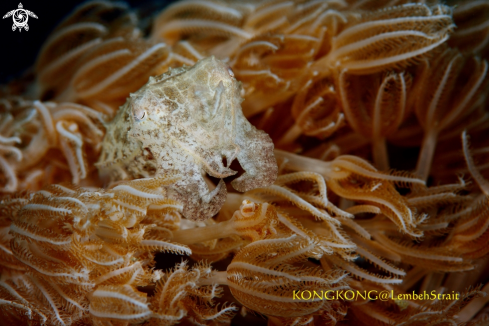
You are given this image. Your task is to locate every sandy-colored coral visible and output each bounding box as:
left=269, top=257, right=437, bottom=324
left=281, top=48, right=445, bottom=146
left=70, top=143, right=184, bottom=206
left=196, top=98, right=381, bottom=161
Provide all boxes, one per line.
left=0, top=177, right=239, bottom=326
left=0, top=98, right=107, bottom=192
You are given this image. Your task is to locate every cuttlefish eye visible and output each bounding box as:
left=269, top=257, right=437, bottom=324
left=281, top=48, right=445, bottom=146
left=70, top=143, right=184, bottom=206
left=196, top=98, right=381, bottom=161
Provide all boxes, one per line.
left=226, top=66, right=234, bottom=78
left=133, top=107, right=146, bottom=122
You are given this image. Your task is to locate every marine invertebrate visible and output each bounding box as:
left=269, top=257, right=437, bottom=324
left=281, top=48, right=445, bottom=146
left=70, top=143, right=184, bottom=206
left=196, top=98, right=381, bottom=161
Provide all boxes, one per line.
left=35, top=1, right=138, bottom=103
left=2, top=0, right=489, bottom=325
left=414, top=48, right=488, bottom=181
left=98, top=56, right=277, bottom=220
left=274, top=150, right=426, bottom=237
left=0, top=98, right=107, bottom=192
left=225, top=234, right=349, bottom=324
left=313, top=3, right=453, bottom=74
left=336, top=71, right=411, bottom=170
left=449, top=1, right=489, bottom=57
left=35, top=1, right=207, bottom=115
left=0, top=177, right=241, bottom=326
left=172, top=198, right=352, bottom=324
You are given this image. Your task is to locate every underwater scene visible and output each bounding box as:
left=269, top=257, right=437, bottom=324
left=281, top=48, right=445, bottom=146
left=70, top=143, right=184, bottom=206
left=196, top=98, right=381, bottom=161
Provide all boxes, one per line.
left=1, top=0, right=489, bottom=325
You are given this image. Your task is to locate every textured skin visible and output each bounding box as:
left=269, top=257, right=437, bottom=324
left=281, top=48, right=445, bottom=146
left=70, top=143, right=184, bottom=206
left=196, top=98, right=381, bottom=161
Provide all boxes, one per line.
left=97, top=56, right=277, bottom=220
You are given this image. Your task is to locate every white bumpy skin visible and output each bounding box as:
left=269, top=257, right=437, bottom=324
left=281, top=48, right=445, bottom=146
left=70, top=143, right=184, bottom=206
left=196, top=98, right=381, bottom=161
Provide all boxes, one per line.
left=97, top=56, right=277, bottom=220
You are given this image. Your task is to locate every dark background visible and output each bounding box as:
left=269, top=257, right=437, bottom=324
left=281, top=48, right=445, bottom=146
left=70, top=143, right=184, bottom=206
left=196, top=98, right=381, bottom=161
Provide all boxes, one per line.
left=0, top=0, right=177, bottom=84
